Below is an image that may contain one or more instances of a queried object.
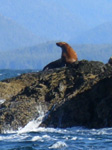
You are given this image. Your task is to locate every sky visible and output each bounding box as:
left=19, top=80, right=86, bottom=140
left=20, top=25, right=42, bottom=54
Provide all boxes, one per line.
left=0, top=0, right=111, bottom=68
left=0, top=0, right=112, bottom=30
left=0, top=0, right=112, bottom=41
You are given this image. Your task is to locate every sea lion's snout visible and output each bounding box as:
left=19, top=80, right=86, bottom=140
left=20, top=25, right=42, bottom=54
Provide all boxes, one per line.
left=56, top=42, right=65, bottom=47
left=56, top=42, right=60, bottom=46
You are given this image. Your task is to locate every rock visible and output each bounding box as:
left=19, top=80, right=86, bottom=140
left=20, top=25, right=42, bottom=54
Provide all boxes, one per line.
left=0, top=60, right=112, bottom=132
left=108, top=57, right=112, bottom=65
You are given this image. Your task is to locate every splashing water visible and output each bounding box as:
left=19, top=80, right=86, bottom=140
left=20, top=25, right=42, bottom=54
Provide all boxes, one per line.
left=2, top=98, right=112, bottom=150
left=1, top=127, right=112, bottom=150
left=1, top=69, right=112, bottom=150
left=49, top=141, right=68, bottom=149
left=0, top=99, right=6, bottom=105
left=17, top=104, right=47, bottom=134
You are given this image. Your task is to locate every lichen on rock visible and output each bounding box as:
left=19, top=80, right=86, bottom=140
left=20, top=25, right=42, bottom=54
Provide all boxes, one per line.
left=0, top=60, right=112, bottom=132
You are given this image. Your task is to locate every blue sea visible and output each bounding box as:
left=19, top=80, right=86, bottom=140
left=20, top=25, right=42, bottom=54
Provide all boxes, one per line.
left=0, top=70, right=112, bottom=150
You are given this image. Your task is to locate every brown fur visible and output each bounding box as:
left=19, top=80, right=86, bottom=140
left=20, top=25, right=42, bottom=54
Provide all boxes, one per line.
left=56, top=42, right=78, bottom=64
left=43, top=42, right=78, bottom=70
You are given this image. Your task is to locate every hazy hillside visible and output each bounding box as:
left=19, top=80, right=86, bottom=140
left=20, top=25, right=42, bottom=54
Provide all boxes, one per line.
left=0, top=14, right=43, bottom=51
left=0, top=0, right=112, bottom=50
left=0, top=0, right=112, bottom=43
left=0, top=42, right=60, bottom=69
left=72, top=44, right=112, bottom=62
left=0, top=1, right=111, bottom=70
left=0, top=42, right=111, bottom=69
left=71, top=22, right=112, bottom=44
left=58, top=0, right=112, bottom=28
left=0, top=0, right=88, bottom=41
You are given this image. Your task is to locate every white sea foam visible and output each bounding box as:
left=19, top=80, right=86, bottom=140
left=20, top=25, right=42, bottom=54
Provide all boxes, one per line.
left=17, top=104, right=46, bottom=134
left=31, top=136, right=43, bottom=142
left=0, top=133, right=28, bottom=142
left=4, top=129, right=16, bottom=134
left=3, top=101, right=74, bottom=135
left=17, top=73, right=21, bottom=76
left=2, top=126, right=112, bottom=150
left=32, top=127, right=68, bottom=134
left=72, top=137, right=77, bottom=140
left=3, top=104, right=78, bottom=135
left=0, top=99, right=6, bottom=105
left=42, top=135, right=51, bottom=139
left=3, top=104, right=47, bottom=134
left=49, top=141, right=68, bottom=149
left=88, top=137, right=94, bottom=140
left=17, top=119, right=42, bottom=134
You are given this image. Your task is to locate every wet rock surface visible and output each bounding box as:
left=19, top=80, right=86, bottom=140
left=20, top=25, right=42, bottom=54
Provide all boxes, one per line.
left=0, top=60, right=112, bottom=132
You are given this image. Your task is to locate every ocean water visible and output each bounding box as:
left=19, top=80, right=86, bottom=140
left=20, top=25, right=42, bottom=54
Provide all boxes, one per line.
left=0, top=69, right=36, bottom=81
left=0, top=69, right=112, bottom=150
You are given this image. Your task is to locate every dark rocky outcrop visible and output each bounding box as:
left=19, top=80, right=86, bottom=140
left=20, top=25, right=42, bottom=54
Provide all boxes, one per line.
left=108, top=57, right=112, bottom=65
left=0, top=60, right=112, bottom=132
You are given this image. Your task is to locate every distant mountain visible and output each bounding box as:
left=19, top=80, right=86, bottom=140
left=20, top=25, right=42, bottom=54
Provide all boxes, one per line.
left=0, top=14, right=44, bottom=51
left=0, top=0, right=112, bottom=43
left=0, top=0, right=88, bottom=42
left=0, top=0, right=111, bottom=69
left=0, top=41, right=61, bottom=69
left=0, top=1, right=112, bottom=44
left=57, top=0, right=112, bottom=28
left=0, top=42, right=111, bottom=69
left=71, top=22, right=112, bottom=44
left=72, top=44, right=112, bottom=63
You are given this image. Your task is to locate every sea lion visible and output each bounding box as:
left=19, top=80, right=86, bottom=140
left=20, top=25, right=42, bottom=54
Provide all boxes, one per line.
left=43, top=58, right=64, bottom=71
left=108, top=57, right=112, bottom=65
left=43, top=42, right=78, bottom=71
left=56, top=42, right=78, bottom=65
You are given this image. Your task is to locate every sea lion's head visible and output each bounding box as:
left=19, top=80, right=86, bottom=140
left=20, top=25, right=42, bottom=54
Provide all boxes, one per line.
left=56, top=42, right=69, bottom=52
left=56, top=42, right=67, bottom=48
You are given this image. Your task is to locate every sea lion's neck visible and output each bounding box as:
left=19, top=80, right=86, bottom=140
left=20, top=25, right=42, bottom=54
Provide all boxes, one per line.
left=62, top=47, right=67, bottom=53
